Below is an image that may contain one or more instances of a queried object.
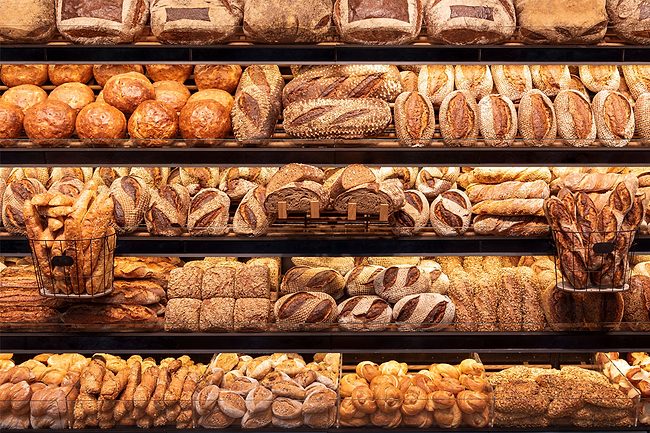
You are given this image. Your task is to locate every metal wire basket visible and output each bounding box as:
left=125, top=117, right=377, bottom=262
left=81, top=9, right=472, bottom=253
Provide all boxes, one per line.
left=28, top=232, right=116, bottom=298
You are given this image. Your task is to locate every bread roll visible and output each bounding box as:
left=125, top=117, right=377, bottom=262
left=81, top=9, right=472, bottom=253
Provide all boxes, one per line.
left=76, top=102, right=127, bottom=143
left=145, top=65, right=192, bottom=83
left=635, top=93, right=650, bottom=143
left=392, top=293, right=455, bottom=330
left=579, top=65, right=620, bottom=93
left=344, top=265, right=384, bottom=296
left=337, top=295, right=392, bottom=331
left=518, top=89, right=557, bottom=146
left=23, top=100, right=76, bottom=143
left=1, top=85, right=47, bottom=113
left=554, top=89, right=597, bottom=147
left=153, top=81, right=191, bottom=113
left=243, top=0, right=332, bottom=43
left=48, top=82, right=95, bottom=113
left=416, top=167, right=459, bottom=199
left=531, top=65, right=571, bottom=97
left=439, top=90, right=479, bottom=146
left=47, top=65, right=93, bottom=85
left=128, top=100, right=179, bottom=146
left=393, top=91, right=435, bottom=147
left=187, top=188, right=230, bottom=236
left=0, top=0, right=55, bottom=43
left=2, top=178, right=46, bottom=235
left=0, top=65, right=47, bottom=87
left=103, top=72, right=155, bottom=114
left=622, top=65, right=650, bottom=100
left=93, top=65, right=144, bottom=87
left=110, top=175, right=150, bottom=233
left=194, top=65, right=242, bottom=94
left=145, top=184, right=191, bottom=236
left=389, top=189, right=429, bottom=236
left=492, top=65, right=532, bottom=102
left=429, top=189, right=471, bottom=236
left=179, top=99, right=232, bottom=141
left=591, top=90, right=635, bottom=147
left=454, top=65, right=493, bottom=100
left=274, top=291, right=338, bottom=330
left=478, top=94, right=517, bottom=147
left=374, top=265, right=431, bottom=303
left=418, top=65, right=454, bottom=107
left=0, top=102, right=24, bottom=140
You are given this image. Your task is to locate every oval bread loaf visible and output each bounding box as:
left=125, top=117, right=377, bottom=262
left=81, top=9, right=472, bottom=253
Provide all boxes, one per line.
left=472, top=215, right=549, bottom=237
left=145, top=184, right=190, bottom=236
left=569, top=74, right=590, bottom=101
left=389, top=189, right=430, bottom=236
left=554, top=89, right=597, bottom=147
left=439, top=90, right=479, bottom=146
left=274, top=291, right=338, bottom=330
left=418, top=65, right=454, bottom=107
left=234, top=186, right=275, bottom=237
left=635, top=93, right=650, bottom=143
left=2, top=178, right=46, bottom=235
left=531, top=65, right=570, bottom=97
left=429, top=189, right=471, bottom=236
left=109, top=175, right=150, bottom=234
left=187, top=188, right=230, bottom=236
left=622, top=65, right=650, bottom=100
left=344, top=265, right=385, bottom=296
left=491, top=65, right=532, bottom=102
left=454, top=65, right=493, bottom=100
left=518, top=89, right=557, bottom=147
left=337, top=295, right=392, bottom=331
left=392, top=293, right=455, bottom=331
left=394, top=91, right=435, bottom=147
left=280, top=266, right=345, bottom=300
left=478, top=94, right=517, bottom=147
left=416, top=167, right=459, bottom=199
left=264, top=181, right=327, bottom=213
left=579, top=65, right=620, bottom=93
left=374, top=265, right=431, bottom=304
left=591, top=90, right=635, bottom=148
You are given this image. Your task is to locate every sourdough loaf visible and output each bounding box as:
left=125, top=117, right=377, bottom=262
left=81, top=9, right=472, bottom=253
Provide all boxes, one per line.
left=417, top=65, right=454, bottom=107
left=389, top=189, right=429, bottom=236
left=344, top=265, right=384, bottom=296
left=429, top=189, right=471, bottom=236
left=478, top=94, right=518, bottom=147
left=591, top=90, right=635, bottom=148
left=492, top=65, right=532, bottom=102
left=438, top=90, right=479, bottom=146
left=145, top=184, right=190, bottom=236
left=579, top=65, right=621, bottom=93
left=274, top=291, right=337, bottom=330
left=622, top=65, right=650, bottom=99
left=416, top=167, right=459, bottom=199
left=517, top=89, right=557, bottom=146
left=554, top=89, right=597, bottom=147
left=243, top=0, right=331, bottom=43
left=281, top=266, right=345, bottom=299
left=607, top=0, right=650, bottom=45
left=454, top=65, right=493, bottom=100
left=392, top=293, right=455, bottom=331
left=393, top=91, right=435, bottom=147
left=472, top=215, right=549, bottom=236
left=374, top=265, right=431, bottom=303
left=265, top=181, right=327, bottom=213
left=531, top=65, right=571, bottom=97
left=2, top=178, right=46, bottom=235
left=337, top=295, right=392, bottom=331
left=400, top=70, right=418, bottom=92
left=332, top=179, right=405, bottom=215
left=233, top=186, right=274, bottom=237
left=0, top=0, right=55, bottom=43
left=187, top=188, right=230, bottom=236
left=109, top=175, right=150, bottom=233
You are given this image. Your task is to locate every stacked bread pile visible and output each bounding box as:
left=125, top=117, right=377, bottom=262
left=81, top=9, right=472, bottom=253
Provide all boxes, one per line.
left=490, top=365, right=636, bottom=428
left=0, top=353, right=88, bottom=429
left=194, top=352, right=339, bottom=429
left=164, top=258, right=275, bottom=332
left=72, top=354, right=205, bottom=429
left=339, top=358, right=492, bottom=428
left=459, top=167, right=552, bottom=237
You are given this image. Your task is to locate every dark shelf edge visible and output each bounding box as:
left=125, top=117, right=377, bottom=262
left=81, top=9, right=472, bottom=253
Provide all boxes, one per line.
left=19, top=429, right=650, bottom=433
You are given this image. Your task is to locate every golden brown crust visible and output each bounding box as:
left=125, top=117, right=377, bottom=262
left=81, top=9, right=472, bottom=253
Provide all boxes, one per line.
left=93, top=65, right=145, bottom=87
left=0, top=65, right=48, bottom=87
left=48, top=65, right=93, bottom=85
left=76, top=102, right=127, bottom=141
left=0, top=101, right=24, bottom=139
left=48, top=82, right=95, bottom=113
left=179, top=100, right=231, bottom=140
left=103, top=72, right=155, bottom=114
left=1, top=84, right=48, bottom=113
left=128, top=100, right=179, bottom=146
left=194, top=65, right=242, bottom=94
left=153, top=81, right=191, bottom=113
left=145, top=65, right=193, bottom=83
left=23, top=100, right=76, bottom=141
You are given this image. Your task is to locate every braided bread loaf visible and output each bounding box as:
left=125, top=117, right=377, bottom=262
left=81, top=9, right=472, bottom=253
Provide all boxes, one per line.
left=392, top=293, right=455, bottom=331
left=337, top=295, right=392, bottom=331
left=374, top=265, right=431, bottom=304
left=274, top=291, right=338, bottom=330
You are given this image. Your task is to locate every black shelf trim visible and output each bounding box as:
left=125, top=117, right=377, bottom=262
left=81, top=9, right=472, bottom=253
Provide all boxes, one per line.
left=20, top=429, right=650, bottom=433
left=1, top=44, right=650, bottom=64
left=3, top=332, right=650, bottom=353
left=4, top=147, right=650, bottom=167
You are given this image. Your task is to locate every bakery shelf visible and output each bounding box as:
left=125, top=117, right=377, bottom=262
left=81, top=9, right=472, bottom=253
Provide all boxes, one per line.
left=4, top=332, right=650, bottom=354
left=3, top=146, right=650, bottom=167
left=9, top=429, right=650, bottom=433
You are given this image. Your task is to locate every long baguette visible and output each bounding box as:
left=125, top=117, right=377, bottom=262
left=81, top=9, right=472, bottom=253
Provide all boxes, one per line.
left=465, top=180, right=550, bottom=202
left=472, top=198, right=545, bottom=216
left=459, top=167, right=552, bottom=187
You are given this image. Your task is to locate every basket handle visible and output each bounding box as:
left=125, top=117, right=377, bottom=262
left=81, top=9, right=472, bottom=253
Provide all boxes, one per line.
left=592, top=242, right=615, bottom=255
left=51, top=255, right=74, bottom=267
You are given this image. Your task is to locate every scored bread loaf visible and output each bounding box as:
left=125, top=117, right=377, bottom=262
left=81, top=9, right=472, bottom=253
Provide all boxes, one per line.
left=569, top=74, right=590, bottom=101
left=517, top=89, right=557, bottom=146
left=344, top=265, right=385, bottom=296
left=377, top=167, right=419, bottom=189
left=400, top=70, right=418, bottom=92
left=109, top=175, right=151, bottom=234
left=579, top=65, right=621, bottom=92
left=374, top=265, right=431, bottom=303
left=145, top=184, right=190, bottom=236
left=472, top=215, right=549, bottom=236
left=418, top=65, right=454, bottom=107
left=93, top=167, right=129, bottom=187
left=454, top=65, right=493, bottom=100
left=635, top=93, right=650, bottom=143
left=233, top=186, right=275, bottom=237
left=622, top=65, right=650, bottom=99
left=607, top=0, right=650, bottom=45
left=531, top=65, right=571, bottom=97
left=459, top=167, right=552, bottom=185
left=439, top=90, right=479, bottom=146
left=274, top=291, right=337, bottom=330
left=187, top=188, right=230, bottom=236
left=264, top=181, right=327, bottom=213
left=416, top=167, right=459, bottom=199
left=219, top=167, right=275, bottom=200
left=491, top=65, right=532, bottom=102
left=332, top=179, right=405, bottom=215
left=266, top=164, right=324, bottom=194
left=232, top=65, right=284, bottom=142
left=389, top=189, right=429, bottom=236
left=393, top=91, right=435, bottom=147
left=283, top=98, right=392, bottom=139
left=179, top=167, right=220, bottom=196
left=333, top=0, right=423, bottom=45
left=0, top=0, right=55, bottom=43
left=243, top=0, right=331, bottom=43
left=280, top=266, right=345, bottom=300
left=429, top=189, right=471, bottom=236
left=337, top=295, right=392, bottom=331
left=478, top=94, right=518, bottom=147
left=465, top=180, right=550, bottom=202
left=425, top=0, right=515, bottom=44
left=325, top=164, right=377, bottom=202
left=554, top=89, right=597, bottom=147
left=283, top=65, right=402, bottom=106
left=2, top=178, right=46, bottom=235
left=551, top=172, right=637, bottom=193
left=592, top=90, right=635, bottom=148
left=472, top=198, right=545, bottom=216
left=130, top=167, right=170, bottom=189
left=392, top=293, right=455, bottom=331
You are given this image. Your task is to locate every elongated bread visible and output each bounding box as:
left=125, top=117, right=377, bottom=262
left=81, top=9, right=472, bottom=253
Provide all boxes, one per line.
left=418, top=65, right=454, bottom=107
left=622, top=65, right=650, bottom=99
left=465, top=180, right=550, bottom=202
left=591, top=90, right=635, bottom=148
left=517, top=89, right=557, bottom=147
left=554, top=89, right=597, bottom=147
left=454, top=65, right=493, bottom=100
left=393, top=91, right=435, bottom=147
left=478, top=94, right=517, bottom=147
left=579, top=65, right=620, bottom=93
left=439, top=90, right=479, bottom=147
left=472, top=198, right=545, bottom=216
left=472, top=215, right=549, bottom=236
left=531, top=65, right=570, bottom=97
left=636, top=93, right=650, bottom=143
left=459, top=167, right=552, bottom=186
left=492, top=65, right=532, bottom=102
left=550, top=172, right=638, bottom=193
left=569, top=74, right=590, bottom=101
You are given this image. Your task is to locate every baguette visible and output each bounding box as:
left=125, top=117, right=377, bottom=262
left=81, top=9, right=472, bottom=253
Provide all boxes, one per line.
left=465, top=180, right=550, bottom=202
left=472, top=198, right=545, bottom=216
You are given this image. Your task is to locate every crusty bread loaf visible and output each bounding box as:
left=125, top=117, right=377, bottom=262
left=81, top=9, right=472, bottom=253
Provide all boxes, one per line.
left=2, top=178, right=46, bottom=235
left=392, top=293, right=455, bottom=331
left=233, top=186, right=274, bottom=237
left=344, top=265, right=384, bottom=296
left=0, top=0, right=55, bottom=43
left=266, top=164, right=324, bottom=194
left=531, top=65, right=571, bottom=97
left=393, top=91, right=435, bottom=147
left=374, top=265, right=431, bottom=303
left=607, top=0, right=650, bottom=45
left=337, top=295, right=392, bottom=331
left=579, top=65, right=621, bottom=93
left=145, top=184, right=190, bottom=236
left=389, top=189, right=429, bottom=236
left=274, top=291, right=337, bottom=330
left=569, top=74, right=590, bottom=101
left=400, top=71, right=418, bottom=92
left=439, top=90, right=479, bottom=146
left=466, top=180, right=550, bottom=202
left=265, top=181, right=327, bottom=214
left=550, top=172, right=637, bottom=193
left=376, top=167, right=419, bottom=189
left=478, top=94, right=517, bottom=147
left=332, top=179, right=405, bottom=215
left=473, top=198, right=545, bottom=216
left=109, top=175, right=150, bottom=234
left=416, top=167, right=459, bottom=199
left=281, top=266, right=345, bottom=299
left=460, top=167, right=552, bottom=185
left=635, top=93, right=650, bottom=143
left=429, top=189, right=471, bottom=236
left=491, top=65, right=532, bottom=102
left=187, top=188, right=230, bottom=236
left=622, top=65, right=650, bottom=100
left=592, top=90, right=635, bottom=148
left=517, top=89, right=557, bottom=147
left=283, top=98, right=392, bottom=139
left=554, top=89, right=597, bottom=147
left=325, top=164, right=377, bottom=201
left=418, top=65, right=454, bottom=107
left=472, top=215, right=549, bottom=236
left=425, top=0, right=515, bottom=44
left=454, top=65, right=493, bottom=100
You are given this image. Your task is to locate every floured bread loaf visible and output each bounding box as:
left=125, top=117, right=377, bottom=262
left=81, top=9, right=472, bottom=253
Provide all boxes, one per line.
left=591, top=90, right=635, bottom=148
left=429, top=189, right=471, bottom=236
left=187, top=188, right=230, bottom=236
left=243, top=0, right=331, bottom=43
left=0, top=0, right=55, bottom=43
left=374, top=265, right=431, bottom=303
left=332, top=179, right=405, bottom=215
left=233, top=186, right=275, bottom=237
left=554, top=89, right=597, bottom=147
left=389, top=189, right=429, bottom=236
left=109, top=175, right=150, bottom=233
left=607, top=0, right=650, bottom=44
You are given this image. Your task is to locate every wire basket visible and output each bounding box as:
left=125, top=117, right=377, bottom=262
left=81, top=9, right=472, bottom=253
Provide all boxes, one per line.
left=551, top=229, right=635, bottom=293
left=28, top=232, right=116, bottom=298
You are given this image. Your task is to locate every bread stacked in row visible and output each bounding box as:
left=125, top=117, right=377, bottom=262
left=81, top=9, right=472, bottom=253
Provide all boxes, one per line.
left=340, top=359, right=492, bottom=428
left=0, top=353, right=88, bottom=429
left=164, top=259, right=276, bottom=332
left=194, top=353, right=339, bottom=429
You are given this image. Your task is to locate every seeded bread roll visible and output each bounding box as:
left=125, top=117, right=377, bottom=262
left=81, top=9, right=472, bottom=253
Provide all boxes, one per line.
left=332, top=179, right=405, bottom=215
left=344, top=265, right=385, bottom=296
left=145, top=184, right=191, bottom=236
left=418, top=65, right=454, bottom=107
left=394, top=91, right=435, bottom=147
left=531, top=65, right=571, bottom=97
left=0, top=0, right=55, bottom=43
left=337, top=295, right=392, bottom=331
left=439, top=90, right=479, bottom=147
left=243, top=0, right=332, bottom=43
left=635, top=93, right=650, bottom=143
left=187, top=188, right=230, bottom=236
left=2, top=178, right=46, bottom=235
left=592, top=90, right=635, bottom=148
left=109, top=175, right=150, bottom=234
left=472, top=215, right=549, bottom=237
left=579, top=65, right=621, bottom=93
left=389, top=189, right=429, bottom=236
left=374, top=265, right=431, bottom=304
left=478, top=94, right=518, bottom=147
left=622, top=65, right=650, bottom=100
left=392, top=293, right=455, bottom=331
left=491, top=65, right=532, bottom=102
left=281, top=266, right=345, bottom=300
left=274, top=291, right=337, bottom=330
left=554, top=89, right=597, bottom=147
left=416, top=167, right=459, bottom=199
left=608, top=0, right=650, bottom=45
left=429, top=189, right=471, bottom=236
left=234, top=186, right=275, bottom=237
left=455, top=65, right=493, bottom=100
left=517, top=89, right=557, bottom=147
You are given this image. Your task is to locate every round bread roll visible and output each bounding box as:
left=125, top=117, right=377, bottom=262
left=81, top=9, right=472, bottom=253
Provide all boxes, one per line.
left=23, top=100, right=76, bottom=142
left=76, top=102, right=127, bottom=143
left=48, top=83, right=95, bottom=113
left=0, top=101, right=24, bottom=140
left=0, top=65, right=48, bottom=87
left=146, top=65, right=193, bottom=83
left=1, top=85, right=48, bottom=113
left=179, top=99, right=231, bottom=141
left=187, top=89, right=235, bottom=112
left=337, top=295, right=392, bottom=331
left=47, top=65, right=93, bottom=85
left=153, top=80, right=191, bottom=112
left=103, top=72, right=155, bottom=114
left=194, top=65, right=242, bottom=93
left=93, top=65, right=145, bottom=87
left=374, top=265, right=432, bottom=304
left=128, top=100, right=179, bottom=146
left=392, top=293, right=455, bottom=331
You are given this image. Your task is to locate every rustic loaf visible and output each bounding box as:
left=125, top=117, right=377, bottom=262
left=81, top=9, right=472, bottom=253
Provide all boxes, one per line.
left=109, top=175, right=150, bottom=234
left=460, top=167, right=552, bottom=185
left=492, top=65, right=533, bottom=102
left=344, top=265, right=384, bottom=296
left=622, top=65, right=650, bottom=99
left=455, top=65, right=493, bottom=100
left=2, top=178, right=46, bottom=235
left=233, top=186, right=275, bottom=237
left=325, top=164, right=377, bottom=201
left=635, top=93, right=650, bottom=143
left=555, top=89, right=597, bottom=147
left=472, top=215, right=549, bottom=236
left=145, top=184, right=190, bottom=236
left=187, top=188, right=230, bottom=236
left=478, top=94, right=518, bottom=147
left=517, top=89, right=557, bottom=146
left=264, top=181, right=327, bottom=213
left=579, top=65, right=621, bottom=93
left=337, top=295, right=392, bottom=331
left=531, top=65, right=571, bottom=97
left=466, top=180, right=550, bottom=202
left=607, top=0, right=650, bottom=45
left=591, top=90, right=635, bottom=148
left=473, top=198, right=545, bottom=216
left=416, top=167, right=459, bottom=199
left=438, top=90, right=479, bottom=146
left=418, top=65, right=454, bottom=107
left=374, top=265, right=431, bottom=303
left=429, top=189, right=472, bottom=236
left=393, top=91, right=435, bottom=147
left=243, top=0, right=331, bottom=43
left=0, top=0, right=55, bottom=43
left=280, top=266, right=346, bottom=300
left=274, top=291, right=338, bottom=330
left=392, top=293, right=455, bottom=331
left=389, top=189, right=429, bottom=236
left=332, top=179, right=405, bottom=215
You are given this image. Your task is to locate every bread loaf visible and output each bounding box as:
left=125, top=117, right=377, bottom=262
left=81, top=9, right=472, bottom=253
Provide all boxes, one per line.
left=283, top=65, right=402, bottom=106
left=392, top=293, right=455, bottom=331
left=492, top=65, right=532, bottom=102
left=515, top=0, right=608, bottom=44
left=579, top=65, right=621, bottom=92
left=555, top=89, right=597, bottom=147
left=265, top=181, right=327, bottom=213
left=517, top=89, right=557, bottom=146
left=235, top=264, right=270, bottom=298
left=179, top=167, right=220, bottom=196
left=243, top=0, right=331, bottom=43
left=1, top=65, right=48, bottom=87
left=274, top=291, right=337, bottom=330
left=283, top=98, right=391, bottom=139
left=472, top=215, right=549, bottom=236
left=280, top=266, right=345, bottom=300
left=153, top=80, right=191, bottom=112
left=146, top=64, right=193, bottom=83
left=332, top=179, right=405, bottom=215
left=0, top=0, right=55, bottom=42
left=150, top=0, right=243, bottom=44
left=455, top=65, right=493, bottom=100
left=416, top=167, right=459, bottom=199
left=394, top=91, right=435, bottom=147
left=635, top=93, right=650, bottom=143
left=103, top=72, right=155, bottom=115
left=333, top=0, right=423, bottom=45
left=325, top=164, right=377, bottom=201
left=400, top=71, right=419, bottom=92
left=429, top=189, right=471, bottom=236
left=179, top=99, right=231, bottom=140
left=551, top=172, right=636, bottom=193
left=109, top=175, right=150, bottom=234
left=1, top=84, right=47, bottom=114
left=0, top=101, right=24, bottom=141
left=569, top=74, right=590, bottom=101
left=128, top=100, right=179, bottom=146
left=219, top=167, right=274, bottom=200
left=478, top=94, right=517, bottom=147
left=75, top=102, right=127, bottom=143
left=607, top=0, right=650, bottom=44
left=145, top=184, right=190, bottom=236
left=23, top=100, right=76, bottom=143
left=337, top=295, right=392, bottom=331
left=439, top=90, right=479, bottom=146
left=460, top=167, right=552, bottom=185
left=466, top=180, right=550, bottom=202
left=130, top=167, right=170, bottom=189
left=531, top=65, right=571, bottom=97
left=592, top=90, right=635, bottom=147
left=344, top=265, right=384, bottom=296
left=2, top=178, right=46, bottom=235
left=187, top=188, right=230, bottom=236
left=374, top=265, right=431, bottom=303
left=377, top=167, right=419, bottom=189
left=266, top=164, right=324, bottom=194
left=418, top=65, right=454, bottom=107
left=232, top=65, right=284, bottom=142
left=425, top=0, right=515, bottom=44
left=389, top=189, right=429, bottom=236
left=473, top=198, right=545, bottom=216
left=233, top=186, right=274, bottom=237
left=622, top=65, right=650, bottom=100
left=56, top=0, right=149, bottom=44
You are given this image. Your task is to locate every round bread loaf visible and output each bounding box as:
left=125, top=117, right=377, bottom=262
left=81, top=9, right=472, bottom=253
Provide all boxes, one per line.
left=439, top=90, right=479, bottom=146
left=344, top=265, right=384, bottom=296
left=418, top=65, right=455, bottom=107
left=531, top=65, right=571, bottom=97
left=187, top=188, right=230, bottom=236
left=128, top=100, right=179, bottom=146
left=517, top=89, right=557, bottom=147
left=194, top=65, right=243, bottom=93
left=274, top=291, right=338, bottom=330
left=374, top=265, right=431, bottom=304
left=592, top=90, right=635, bottom=148
left=337, top=295, right=392, bottom=331
left=48, top=82, right=95, bottom=113
left=130, top=167, right=170, bottom=189
left=579, top=65, right=620, bottom=93
left=233, top=186, right=275, bottom=237
left=429, top=189, right=471, bottom=236
left=145, top=184, right=191, bottom=236
left=23, top=100, right=76, bottom=143
left=187, top=89, right=235, bottom=112
left=415, top=167, right=459, bottom=199
left=392, top=293, right=455, bottom=331
left=179, top=99, right=232, bottom=141
left=554, top=89, right=597, bottom=147
left=1, top=84, right=48, bottom=113
left=76, top=102, right=127, bottom=143
left=103, top=72, right=155, bottom=114
left=153, top=80, right=190, bottom=113
left=48, top=167, right=93, bottom=187
left=93, top=65, right=145, bottom=87
left=0, top=65, right=48, bottom=87
left=47, top=65, right=93, bottom=85
left=622, top=65, right=650, bottom=100
left=377, top=167, right=419, bottom=190
left=0, top=101, right=24, bottom=140
left=146, top=64, right=193, bottom=83
left=491, top=65, right=532, bottom=102
left=2, top=178, right=46, bottom=235
left=280, top=266, right=345, bottom=300
left=109, top=175, right=150, bottom=234
left=389, top=189, right=430, bottom=236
